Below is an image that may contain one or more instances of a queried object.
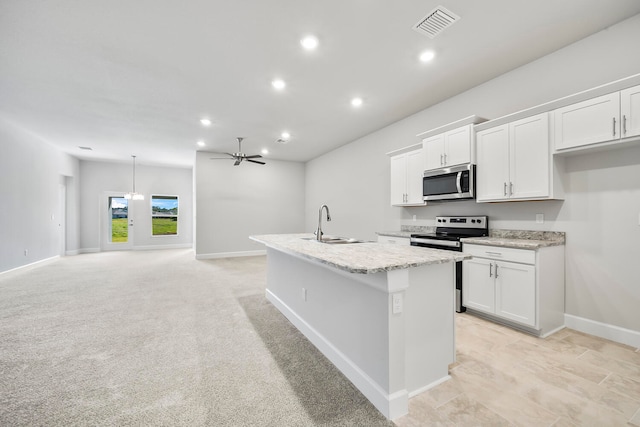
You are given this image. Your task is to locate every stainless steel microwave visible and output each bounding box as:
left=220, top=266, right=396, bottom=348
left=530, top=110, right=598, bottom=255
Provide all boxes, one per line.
left=423, top=163, right=475, bottom=201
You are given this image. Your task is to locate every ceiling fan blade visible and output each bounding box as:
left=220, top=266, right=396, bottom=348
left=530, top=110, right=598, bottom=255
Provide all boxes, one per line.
left=244, top=154, right=262, bottom=159
left=247, top=159, right=265, bottom=165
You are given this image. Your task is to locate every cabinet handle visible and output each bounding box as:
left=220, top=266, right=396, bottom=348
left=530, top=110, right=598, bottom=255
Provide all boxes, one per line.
left=613, top=117, right=616, bottom=137
left=485, top=251, right=503, bottom=256
left=495, top=264, right=499, bottom=278
left=509, top=182, right=513, bottom=196
left=443, top=153, right=447, bottom=165
left=503, top=182, right=507, bottom=196
left=623, top=115, right=627, bottom=136
left=440, top=154, right=444, bottom=166
left=489, top=262, right=493, bottom=278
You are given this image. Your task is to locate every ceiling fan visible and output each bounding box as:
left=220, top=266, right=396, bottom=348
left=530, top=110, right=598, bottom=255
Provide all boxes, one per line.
left=210, top=137, right=265, bottom=166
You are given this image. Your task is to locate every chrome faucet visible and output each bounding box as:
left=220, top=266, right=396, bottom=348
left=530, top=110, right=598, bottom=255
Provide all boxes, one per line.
left=316, top=204, right=331, bottom=241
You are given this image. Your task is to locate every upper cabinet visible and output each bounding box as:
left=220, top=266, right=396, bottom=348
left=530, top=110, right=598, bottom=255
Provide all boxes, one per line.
left=554, top=83, right=640, bottom=152
left=388, top=145, right=425, bottom=206
left=417, top=115, right=487, bottom=171
left=476, top=113, right=564, bottom=202
left=621, top=84, right=640, bottom=139
left=422, top=125, right=473, bottom=170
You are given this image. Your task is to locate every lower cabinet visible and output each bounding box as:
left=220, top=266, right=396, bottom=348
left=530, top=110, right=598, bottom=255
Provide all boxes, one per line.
left=462, top=243, right=565, bottom=336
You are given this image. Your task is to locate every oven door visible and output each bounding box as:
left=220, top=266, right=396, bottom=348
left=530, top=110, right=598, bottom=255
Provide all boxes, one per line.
left=423, top=164, right=474, bottom=201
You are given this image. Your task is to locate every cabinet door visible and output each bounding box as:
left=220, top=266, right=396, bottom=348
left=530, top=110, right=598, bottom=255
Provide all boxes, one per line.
left=444, top=125, right=472, bottom=167
left=476, top=124, right=510, bottom=202
left=423, top=134, right=445, bottom=171
left=405, top=149, right=425, bottom=204
left=621, top=84, right=640, bottom=139
left=389, top=154, right=407, bottom=206
left=509, top=113, right=549, bottom=199
left=495, top=261, right=536, bottom=327
left=554, top=92, right=621, bottom=150
left=462, top=258, right=495, bottom=314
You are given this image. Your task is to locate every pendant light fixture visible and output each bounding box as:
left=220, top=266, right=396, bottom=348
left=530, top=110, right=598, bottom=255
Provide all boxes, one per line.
left=124, top=155, right=144, bottom=200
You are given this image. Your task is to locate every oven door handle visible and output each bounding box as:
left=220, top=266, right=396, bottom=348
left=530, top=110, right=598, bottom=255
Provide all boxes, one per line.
left=411, top=238, right=461, bottom=248
left=456, top=171, right=462, bottom=193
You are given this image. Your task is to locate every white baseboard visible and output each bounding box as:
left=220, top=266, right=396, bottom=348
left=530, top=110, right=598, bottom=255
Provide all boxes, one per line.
left=196, top=250, right=266, bottom=260
left=79, top=248, right=100, bottom=254
left=265, top=289, right=407, bottom=420
left=564, top=314, right=640, bottom=348
left=133, top=243, right=193, bottom=251
left=0, top=256, right=60, bottom=276
left=65, top=249, right=79, bottom=256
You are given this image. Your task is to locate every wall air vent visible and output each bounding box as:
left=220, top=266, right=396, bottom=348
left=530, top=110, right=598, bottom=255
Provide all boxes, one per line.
left=413, top=6, right=460, bottom=39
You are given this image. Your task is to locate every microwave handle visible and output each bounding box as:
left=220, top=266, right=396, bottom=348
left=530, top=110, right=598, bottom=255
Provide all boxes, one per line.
left=456, top=171, right=462, bottom=193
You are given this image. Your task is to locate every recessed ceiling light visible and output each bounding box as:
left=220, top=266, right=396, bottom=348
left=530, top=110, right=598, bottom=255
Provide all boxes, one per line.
left=272, top=79, right=286, bottom=90
left=281, top=131, right=290, bottom=140
left=419, top=50, right=436, bottom=63
left=200, top=118, right=212, bottom=126
left=300, top=35, right=319, bottom=50
left=351, top=97, right=363, bottom=107
left=197, top=140, right=206, bottom=147
left=261, top=149, right=269, bottom=155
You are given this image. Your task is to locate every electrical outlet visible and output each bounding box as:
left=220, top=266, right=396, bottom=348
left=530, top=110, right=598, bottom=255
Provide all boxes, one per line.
left=24, top=249, right=28, bottom=256
left=392, top=293, right=403, bottom=314
left=302, top=288, right=307, bottom=301
left=536, top=214, right=544, bottom=224
left=413, top=215, right=417, bottom=222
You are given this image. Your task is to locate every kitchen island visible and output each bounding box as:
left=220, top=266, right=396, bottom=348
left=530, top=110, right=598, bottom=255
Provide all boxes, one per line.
left=249, top=233, right=470, bottom=419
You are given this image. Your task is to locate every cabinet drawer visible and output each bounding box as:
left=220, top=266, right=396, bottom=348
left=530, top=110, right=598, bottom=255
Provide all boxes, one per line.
left=463, top=244, right=535, bottom=264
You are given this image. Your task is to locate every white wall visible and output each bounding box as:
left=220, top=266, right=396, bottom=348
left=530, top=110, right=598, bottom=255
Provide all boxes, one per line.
left=305, top=14, right=640, bottom=332
left=194, top=151, right=305, bottom=257
left=79, top=160, right=193, bottom=251
left=0, top=117, right=80, bottom=273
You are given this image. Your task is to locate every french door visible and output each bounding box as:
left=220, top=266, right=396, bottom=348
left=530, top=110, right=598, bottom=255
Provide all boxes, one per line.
left=102, top=192, right=134, bottom=250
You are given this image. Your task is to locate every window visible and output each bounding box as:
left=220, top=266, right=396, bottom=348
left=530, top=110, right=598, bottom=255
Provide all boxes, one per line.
left=151, top=195, right=178, bottom=236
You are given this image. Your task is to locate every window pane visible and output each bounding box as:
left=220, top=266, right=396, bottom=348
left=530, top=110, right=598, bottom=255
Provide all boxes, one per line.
left=110, top=197, right=128, bottom=242
left=151, top=195, right=178, bottom=236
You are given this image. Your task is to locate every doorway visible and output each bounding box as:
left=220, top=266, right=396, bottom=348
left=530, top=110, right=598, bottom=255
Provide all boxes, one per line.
left=102, top=192, right=134, bottom=250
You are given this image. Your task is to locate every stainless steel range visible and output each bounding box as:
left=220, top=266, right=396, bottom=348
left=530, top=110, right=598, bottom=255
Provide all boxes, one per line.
left=410, top=216, right=488, bottom=312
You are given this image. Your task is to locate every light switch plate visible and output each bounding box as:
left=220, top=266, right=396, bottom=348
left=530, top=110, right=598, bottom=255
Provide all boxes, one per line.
left=536, top=214, right=544, bottom=224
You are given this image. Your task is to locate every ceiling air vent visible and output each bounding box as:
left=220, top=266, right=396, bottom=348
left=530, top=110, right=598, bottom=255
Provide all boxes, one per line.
left=413, top=6, right=460, bottom=39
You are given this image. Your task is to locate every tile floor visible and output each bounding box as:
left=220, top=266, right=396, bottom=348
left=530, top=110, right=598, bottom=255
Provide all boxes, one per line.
left=395, top=313, right=640, bottom=426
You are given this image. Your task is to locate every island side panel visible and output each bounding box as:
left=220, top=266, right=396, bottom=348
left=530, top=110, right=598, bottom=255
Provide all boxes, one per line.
left=264, top=247, right=401, bottom=416
left=401, top=262, right=455, bottom=395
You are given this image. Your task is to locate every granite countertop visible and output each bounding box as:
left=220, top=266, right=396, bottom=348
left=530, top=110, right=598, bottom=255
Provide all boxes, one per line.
left=376, top=231, right=413, bottom=238
left=462, top=230, right=565, bottom=249
left=250, top=233, right=470, bottom=274
left=376, top=225, right=435, bottom=239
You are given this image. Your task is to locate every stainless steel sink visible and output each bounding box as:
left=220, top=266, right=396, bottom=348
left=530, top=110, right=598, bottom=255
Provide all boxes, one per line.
left=302, top=236, right=365, bottom=244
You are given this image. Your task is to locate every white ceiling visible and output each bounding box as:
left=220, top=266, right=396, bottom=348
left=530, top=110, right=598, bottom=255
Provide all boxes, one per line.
left=2, top=1, right=640, bottom=168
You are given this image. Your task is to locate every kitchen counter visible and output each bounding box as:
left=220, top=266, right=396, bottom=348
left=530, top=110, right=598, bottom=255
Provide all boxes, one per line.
left=461, top=230, right=565, bottom=249
left=376, top=230, right=413, bottom=238
left=250, top=233, right=469, bottom=274
left=250, top=232, right=460, bottom=419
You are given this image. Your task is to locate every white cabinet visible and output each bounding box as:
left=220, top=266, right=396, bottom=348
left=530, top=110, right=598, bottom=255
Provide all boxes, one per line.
left=554, top=84, right=640, bottom=151
left=554, top=92, right=620, bottom=150
left=377, top=235, right=410, bottom=246
left=389, top=147, right=425, bottom=206
left=423, top=125, right=473, bottom=170
left=621, top=84, right=640, bottom=139
left=462, top=243, right=565, bottom=336
left=476, top=113, right=562, bottom=202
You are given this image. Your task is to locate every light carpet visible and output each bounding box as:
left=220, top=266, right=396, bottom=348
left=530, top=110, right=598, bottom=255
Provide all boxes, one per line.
left=0, top=249, right=393, bottom=426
